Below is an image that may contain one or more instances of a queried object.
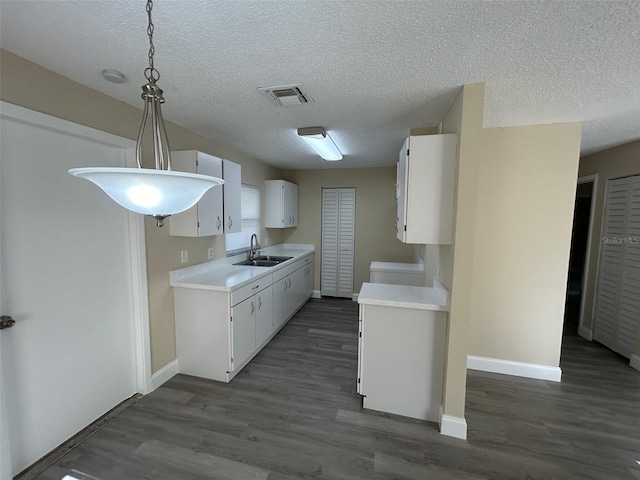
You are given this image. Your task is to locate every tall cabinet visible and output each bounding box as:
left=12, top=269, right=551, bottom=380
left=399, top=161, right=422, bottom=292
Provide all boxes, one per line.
left=396, top=134, right=457, bottom=244
left=594, top=174, right=640, bottom=358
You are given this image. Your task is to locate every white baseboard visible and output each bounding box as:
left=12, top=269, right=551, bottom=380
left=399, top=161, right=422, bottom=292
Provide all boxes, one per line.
left=467, top=355, right=562, bottom=382
left=150, top=359, right=179, bottom=391
left=352, top=293, right=359, bottom=302
left=578, top=325, right=593, bottom=341
left=630, top=354, right=640, bottom=373
left=312, top=290, right=321, bottom=299
left=439, top=414, right=467, bottom=440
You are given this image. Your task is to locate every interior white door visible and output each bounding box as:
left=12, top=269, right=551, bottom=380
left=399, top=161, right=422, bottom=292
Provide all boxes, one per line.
left=0, top=130, right=11, bottom=480
left=0, top=104, right=139, bottom=476
left=594, top=174, right=640, bottom=358
left=321, top=188, right=355, bottom=298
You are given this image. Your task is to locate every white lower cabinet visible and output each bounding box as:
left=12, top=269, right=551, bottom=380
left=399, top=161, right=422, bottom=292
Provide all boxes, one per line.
left=358, top=303, right=446, bottom=422
left=255, top=285, right=274, bottom=348
left=231, top=284, right=273, bottom=371
left=231, top=295, right=258, bottom=371
left=173, top=253, right=313, bottom=382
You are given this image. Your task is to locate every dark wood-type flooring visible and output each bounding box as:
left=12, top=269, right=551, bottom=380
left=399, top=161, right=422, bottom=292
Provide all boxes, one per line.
left=32, top=298, right=640, bottom=480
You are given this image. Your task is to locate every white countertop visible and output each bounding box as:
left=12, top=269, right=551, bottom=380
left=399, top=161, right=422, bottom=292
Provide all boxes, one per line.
left=369, top=261, right=424, bottom=274
left=358, top=281, right=449, bottom=312
left=170, top=244, right=314, bottom=291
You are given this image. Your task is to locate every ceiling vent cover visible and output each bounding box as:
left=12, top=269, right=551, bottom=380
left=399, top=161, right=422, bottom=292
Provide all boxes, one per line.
left=258, top=84, right=313, bottom=106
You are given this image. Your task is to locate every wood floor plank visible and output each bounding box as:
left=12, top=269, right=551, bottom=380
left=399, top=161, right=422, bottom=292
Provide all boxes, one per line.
left=30, top=297, right=640, bottom=480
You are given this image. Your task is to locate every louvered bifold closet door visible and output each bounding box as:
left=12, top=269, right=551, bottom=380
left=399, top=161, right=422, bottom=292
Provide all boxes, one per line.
left=594, top=175, right=640, bottom=358
left=337, top=188, right=356, bottom=298
left=321, top=187, right=356, bottom=298
left=321, top=188, right=339, bottom=296
left=618, top=175, right=640, bottom=357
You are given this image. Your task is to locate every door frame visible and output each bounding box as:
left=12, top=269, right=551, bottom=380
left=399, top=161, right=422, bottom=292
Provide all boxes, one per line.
left=575, top=174, right=598, bottom=340
left=0, top=101, right=153, bottom=394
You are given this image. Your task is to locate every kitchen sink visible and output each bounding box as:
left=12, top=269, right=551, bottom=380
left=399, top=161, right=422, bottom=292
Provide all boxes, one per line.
left=255, top=255, right=293, bottom=262
left=233, top=255, right=293, bottom=267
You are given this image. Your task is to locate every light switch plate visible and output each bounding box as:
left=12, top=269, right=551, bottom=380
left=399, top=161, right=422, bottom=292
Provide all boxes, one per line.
left=180, top=250, right=188, bottom=264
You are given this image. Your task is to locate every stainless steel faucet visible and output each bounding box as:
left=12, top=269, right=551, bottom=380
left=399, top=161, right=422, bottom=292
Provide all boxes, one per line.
left=250, top=233, right=260, bottom=261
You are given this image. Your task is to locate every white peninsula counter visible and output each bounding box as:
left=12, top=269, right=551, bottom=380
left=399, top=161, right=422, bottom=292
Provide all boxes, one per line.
left=170, top=244, right=314, bottom=383
left=357, top=281, right=448, bottom=423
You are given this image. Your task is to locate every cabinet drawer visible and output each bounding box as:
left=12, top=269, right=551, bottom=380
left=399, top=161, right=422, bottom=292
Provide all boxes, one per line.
left=231, top=273, right=273, bottom=306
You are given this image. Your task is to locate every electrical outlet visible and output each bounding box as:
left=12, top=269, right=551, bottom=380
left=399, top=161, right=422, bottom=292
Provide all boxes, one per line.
left=208, top=248, right=215, bottom=260
left=180, top=249, right=188, bottom=264
left=264, top=237, right=269, bottom=247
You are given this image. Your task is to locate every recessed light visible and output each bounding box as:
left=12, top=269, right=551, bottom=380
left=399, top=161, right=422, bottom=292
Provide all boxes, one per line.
left=101, top=69, right=127, bottom=84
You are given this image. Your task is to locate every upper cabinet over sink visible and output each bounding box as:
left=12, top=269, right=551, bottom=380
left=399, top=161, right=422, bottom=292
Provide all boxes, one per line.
left=222, top=159, right=242, bottom=234
left=265, top=180, right=299, bottom=228
left=169, top=151, right=241, bottom=237
left=169, top=150, right=224, bottom=237
left=397, top=134, right=457, bottom=244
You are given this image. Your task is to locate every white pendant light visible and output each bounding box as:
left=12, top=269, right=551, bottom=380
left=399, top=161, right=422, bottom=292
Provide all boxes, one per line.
left=68, top=0, right=223, bottom=227
left=297, top=127, right=343, bottom=161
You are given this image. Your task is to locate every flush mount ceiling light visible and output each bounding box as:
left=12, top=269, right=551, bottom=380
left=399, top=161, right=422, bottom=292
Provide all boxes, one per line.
left=101, top=69, right=127, bottom=84
left=69, top=0, right=223, bottom=227
left=297, top=127, right=343, bottom=161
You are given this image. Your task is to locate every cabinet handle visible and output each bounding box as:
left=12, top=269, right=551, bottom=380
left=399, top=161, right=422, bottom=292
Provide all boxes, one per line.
left=252, top=284, right=260, bottom=290
left=228, top=216, right=232, bottom=228
left=288, top=278, right=292, bottom=288
left=258, top=297, right=262, bottom=309
left=217, top=216, right=222, bottom=230
left=251, top=301, right=255, bottom=314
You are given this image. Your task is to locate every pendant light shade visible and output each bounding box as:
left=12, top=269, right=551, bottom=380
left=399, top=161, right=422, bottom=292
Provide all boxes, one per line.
left=68, top=0, right=223, bottom=227
left=69, top=168, right=224, bottom=215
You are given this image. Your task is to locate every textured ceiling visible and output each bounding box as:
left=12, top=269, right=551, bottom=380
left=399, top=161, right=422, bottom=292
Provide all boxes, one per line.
left=1, top=1, right=639, bottom=169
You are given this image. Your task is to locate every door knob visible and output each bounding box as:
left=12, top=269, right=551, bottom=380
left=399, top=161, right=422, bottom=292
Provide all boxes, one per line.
left=0, top=315, right=16, bottom=330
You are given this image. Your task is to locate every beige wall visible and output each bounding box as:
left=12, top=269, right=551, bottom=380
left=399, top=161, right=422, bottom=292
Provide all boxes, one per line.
left=578, top=140, right=640, bottom=354
left=468, top=123, right=582, bottom=366
left=0, top=50, right=283, bottom=373
left=439, top=83, right=582, bottom=421
left=439, top=84, right=484, bottom=420
left=279, top=168, right=415, bottom=294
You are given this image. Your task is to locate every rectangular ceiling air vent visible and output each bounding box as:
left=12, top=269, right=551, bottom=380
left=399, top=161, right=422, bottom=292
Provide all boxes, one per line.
left=257, top=84, right=313, bottom=106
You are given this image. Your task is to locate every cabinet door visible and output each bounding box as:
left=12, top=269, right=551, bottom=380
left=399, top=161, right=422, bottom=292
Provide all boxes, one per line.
left=255, top=285, right=273, bottom=347
left=400, top=134, right=456, bottom=244
left=272, top=276, right=288, bottom=331
left=284, top=182, right=299, bottom=227
left=196, top=152, right=224, bottom=236
left=231, top=296, right=256, bottom=370
left=169, top=151, right=224, bottom=237
left=396, top=139, right=408, bottom=241
left=264, top=180, right=284, bottom=228
left=304, top=262, right=314, bottom=299
left=223, top=159, right=242, bottom=233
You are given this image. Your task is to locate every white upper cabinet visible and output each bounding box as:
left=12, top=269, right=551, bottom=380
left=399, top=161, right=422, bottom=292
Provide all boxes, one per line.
left=265, top=180, right=299, bottom=228
left=223, top=159, right=242, bottom=233
left=397, top=134, right=457, bottom=244
left=169, top=150, right=224, bottom=237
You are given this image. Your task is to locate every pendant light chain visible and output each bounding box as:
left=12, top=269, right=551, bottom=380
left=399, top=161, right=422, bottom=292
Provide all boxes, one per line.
left=145, top=0, right=159, bottom=83
left=68, top=0, right=224, bottom=227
